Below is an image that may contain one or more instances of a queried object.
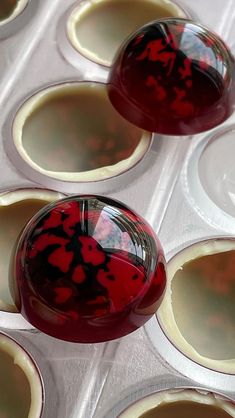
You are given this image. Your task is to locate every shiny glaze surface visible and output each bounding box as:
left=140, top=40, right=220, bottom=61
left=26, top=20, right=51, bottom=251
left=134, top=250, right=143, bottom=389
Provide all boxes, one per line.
left=108, top=18, right=235, bottom=135
left=12, top=195, right=166, bottom=342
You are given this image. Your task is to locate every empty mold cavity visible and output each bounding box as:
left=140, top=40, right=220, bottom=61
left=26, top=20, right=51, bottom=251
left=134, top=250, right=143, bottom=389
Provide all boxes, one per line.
left=0, top=188, right=63, bottom=313
left=13, top=82, right=151, bottom=182
left=0, top=0, right=28, bottom=25
left=0, top=332, right=43, bottom=418
left=198, top=127, right=235, bottom=218
left=118, top=389, right=235, bottom=418
left=67, top=0, right=187, bottom=67
left=158, top=238, right=235, bottom=373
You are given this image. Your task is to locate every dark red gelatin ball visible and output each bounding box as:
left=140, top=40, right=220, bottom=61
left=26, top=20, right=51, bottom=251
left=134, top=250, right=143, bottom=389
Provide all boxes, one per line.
left=108, top=18, right=235, bottom=135
left=12, top=195, right=166, bottom=343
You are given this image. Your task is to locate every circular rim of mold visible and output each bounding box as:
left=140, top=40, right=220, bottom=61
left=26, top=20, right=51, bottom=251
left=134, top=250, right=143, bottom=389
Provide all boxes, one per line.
left=66, top=0, right=189, bottom=68
left=0, top=187, right=64, bottom=330
left=102, top=374, right=235, bottom=418
left=0, top=0, right=39, bottom=39
left=0, top=330, right=44, bottom=418
left=145, top=236, right=235, bottom=391
left=0, top=0, right=28, bottom=26
left=9, top=81, right=153, bottom=192
left=182, top=123, right=235, bottom=234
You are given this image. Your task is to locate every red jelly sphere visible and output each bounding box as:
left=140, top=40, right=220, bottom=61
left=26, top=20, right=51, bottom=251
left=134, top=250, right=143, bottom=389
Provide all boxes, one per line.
left=12, top=195, right=166, bottom=343
left=108, top=18, right=235, bottom=135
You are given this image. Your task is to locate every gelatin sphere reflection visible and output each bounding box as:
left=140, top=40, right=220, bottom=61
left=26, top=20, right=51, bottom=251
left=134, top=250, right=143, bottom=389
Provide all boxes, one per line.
left=12, top=195, right=166, bottom=343
left=108, top=18, right=235, bottom=135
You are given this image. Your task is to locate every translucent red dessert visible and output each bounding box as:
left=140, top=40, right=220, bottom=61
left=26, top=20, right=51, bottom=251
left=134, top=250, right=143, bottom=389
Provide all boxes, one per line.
left=11, top=195, right=166, bottom=343
left=108, top=18, right=235, bottom=135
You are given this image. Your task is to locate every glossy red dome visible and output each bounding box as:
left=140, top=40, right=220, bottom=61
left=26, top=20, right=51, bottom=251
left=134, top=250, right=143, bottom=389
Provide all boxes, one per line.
left=108, top=18, right=235, bottom=135
left=11, top=195, right=166, bottom=343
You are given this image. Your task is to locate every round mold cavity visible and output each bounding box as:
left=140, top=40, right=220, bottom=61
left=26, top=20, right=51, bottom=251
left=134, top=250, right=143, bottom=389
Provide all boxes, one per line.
left=103, top=375, right=235, bottom=418
left=145, top=237, right=235, bottom=391
left=183, top=125, right=235, bottom=233
left=0, top=188, right=63, bottom=330
left=66, top=0, right=188, bottom=67
left=11, top=82, right=152, bottom=188
left=0, top=0, right=28, bottom=25
left=0, top=331, right=44, bottom=418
